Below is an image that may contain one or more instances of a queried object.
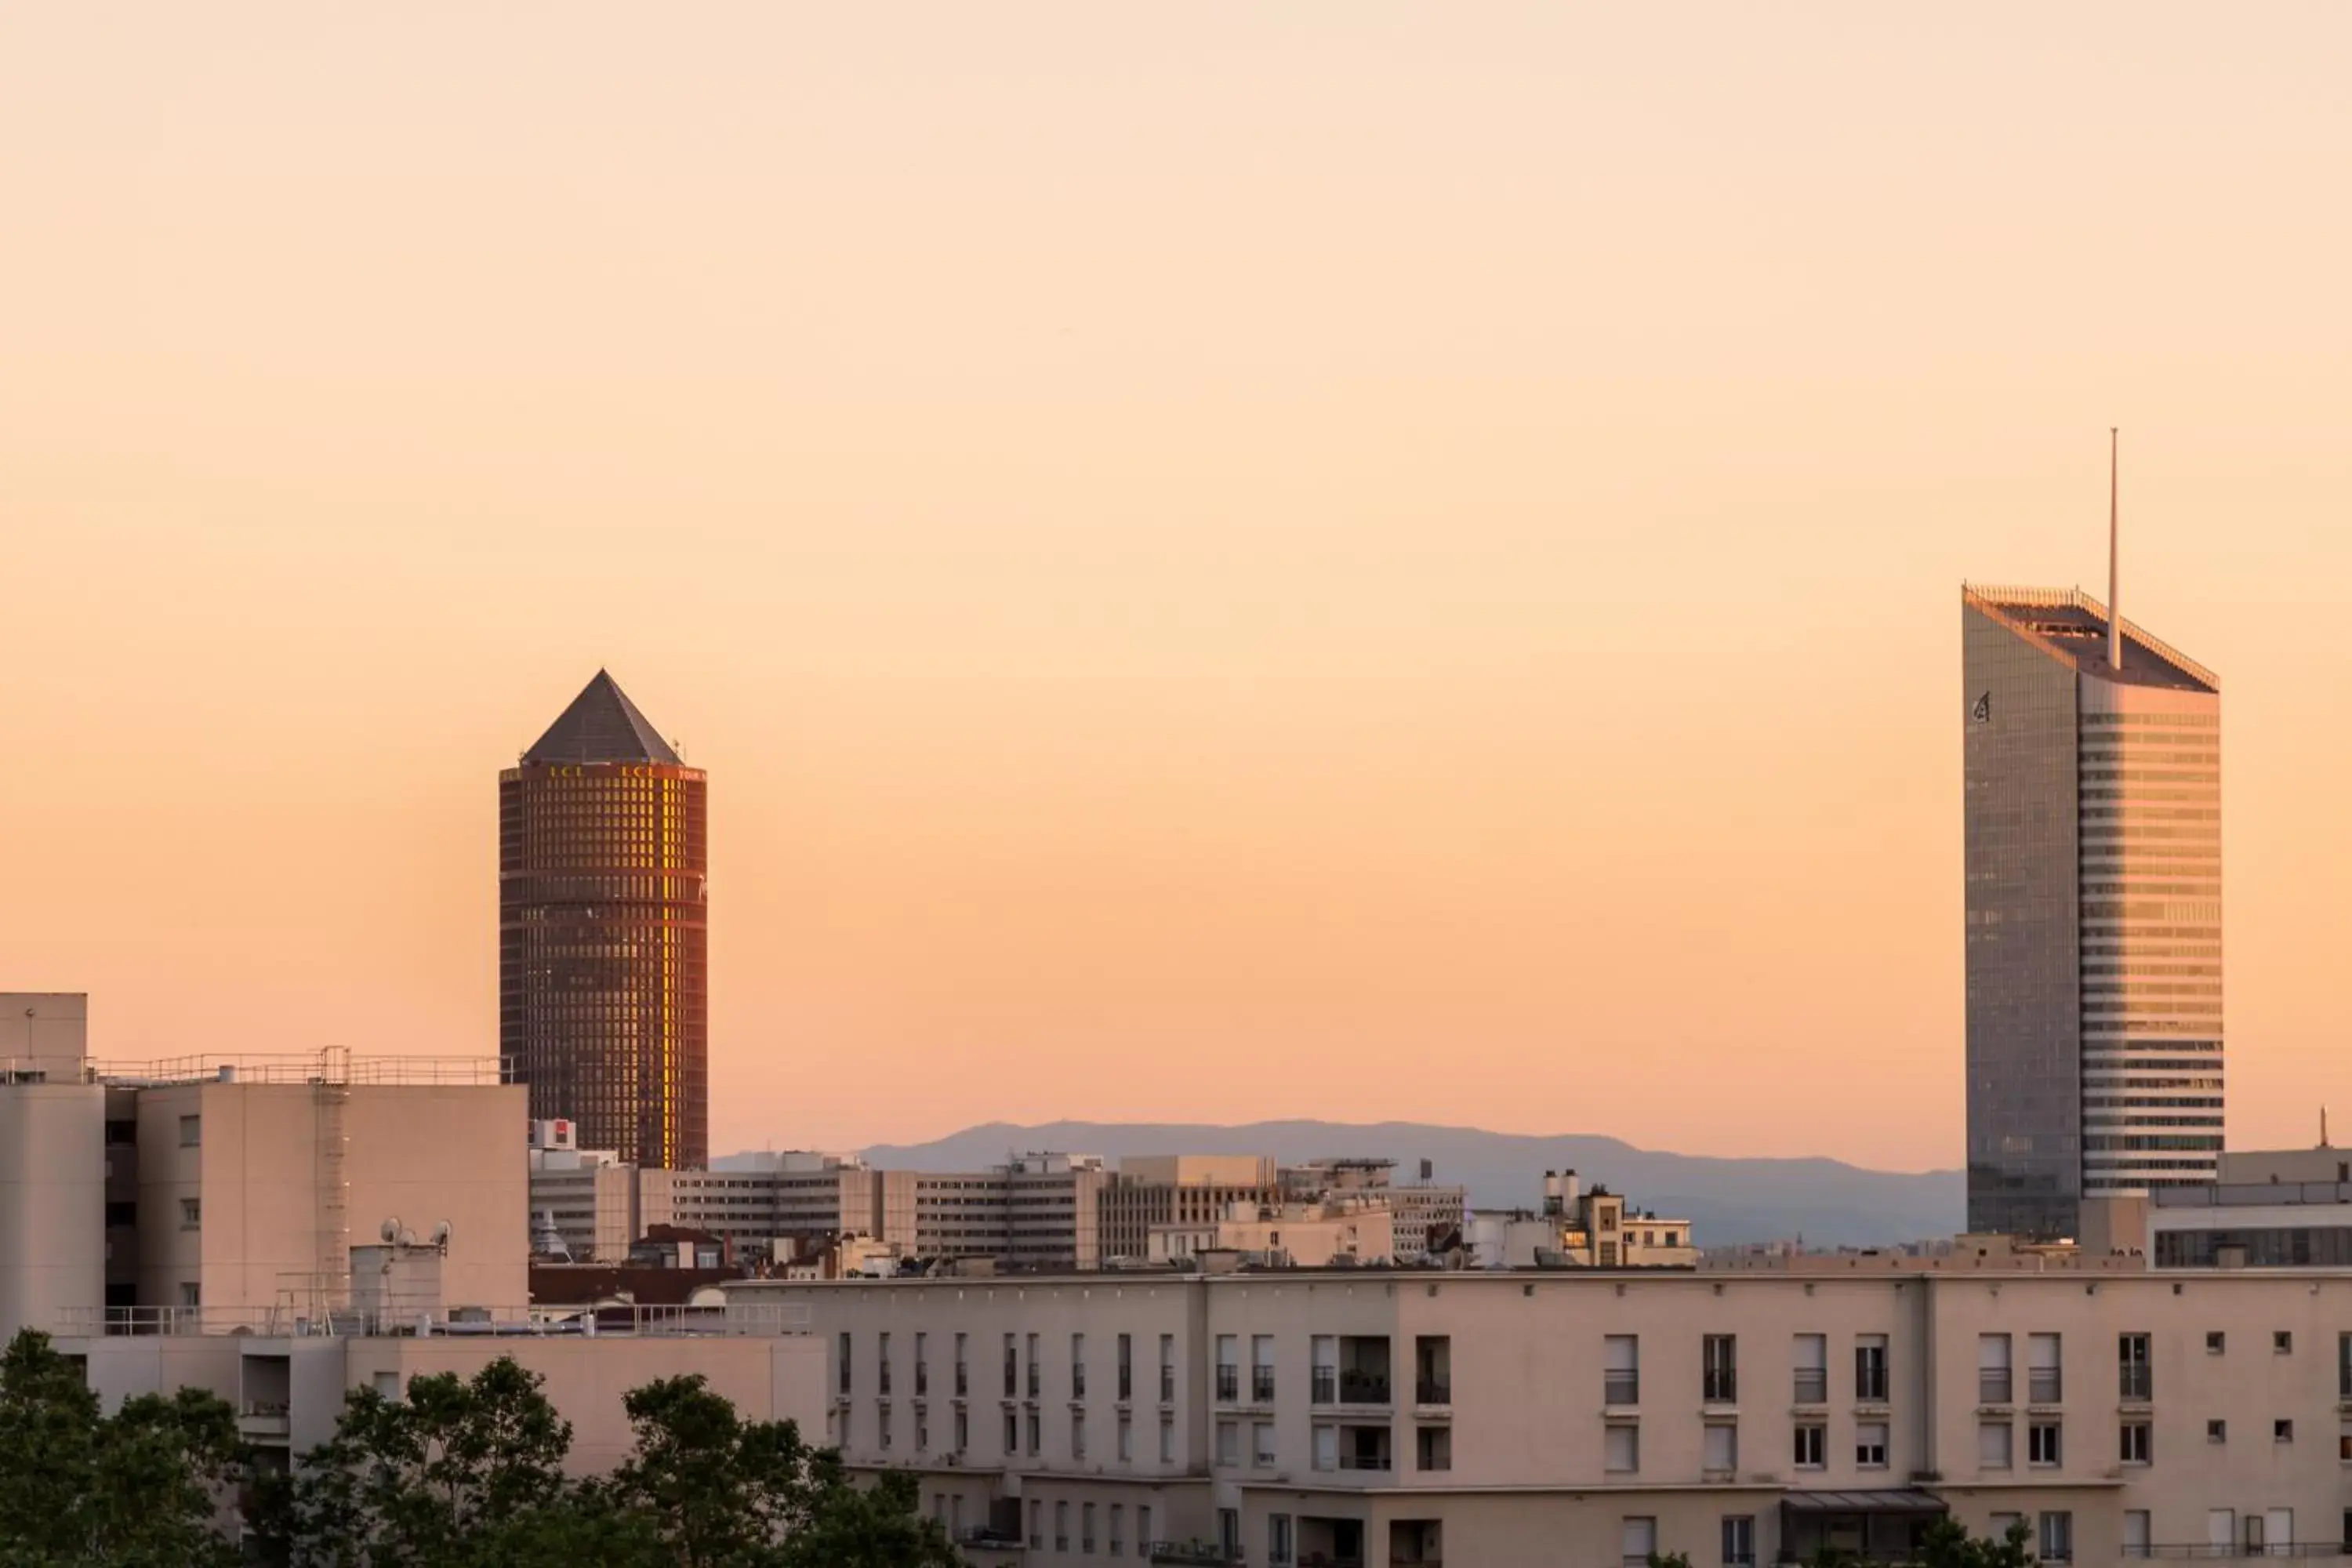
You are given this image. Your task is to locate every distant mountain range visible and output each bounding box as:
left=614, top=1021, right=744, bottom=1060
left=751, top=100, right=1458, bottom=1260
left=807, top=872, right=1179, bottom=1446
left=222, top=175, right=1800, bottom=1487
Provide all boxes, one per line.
left=835, top=1120, right=1961, bottom=1250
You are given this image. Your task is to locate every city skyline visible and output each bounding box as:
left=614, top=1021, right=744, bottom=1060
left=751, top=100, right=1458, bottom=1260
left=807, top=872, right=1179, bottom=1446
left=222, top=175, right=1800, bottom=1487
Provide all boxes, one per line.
left=7, top=6, right=2352, bottom=1171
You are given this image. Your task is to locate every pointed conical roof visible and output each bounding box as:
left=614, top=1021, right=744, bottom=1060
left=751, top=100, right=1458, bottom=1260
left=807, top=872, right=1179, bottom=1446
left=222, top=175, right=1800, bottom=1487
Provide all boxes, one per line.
left=523, top=670, right=682, bottom=765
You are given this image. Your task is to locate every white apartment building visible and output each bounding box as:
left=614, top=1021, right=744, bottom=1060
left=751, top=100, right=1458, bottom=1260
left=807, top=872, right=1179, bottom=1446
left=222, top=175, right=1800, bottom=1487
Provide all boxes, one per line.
left=733, top=1258, right=2352, bottom=1566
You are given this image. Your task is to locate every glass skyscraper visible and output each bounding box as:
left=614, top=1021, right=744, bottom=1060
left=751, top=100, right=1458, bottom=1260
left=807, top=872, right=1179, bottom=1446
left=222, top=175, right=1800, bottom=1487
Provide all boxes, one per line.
left=1962, top=586, right=2222, bottom=1240
left=500, top=671, right=709, bottom=1169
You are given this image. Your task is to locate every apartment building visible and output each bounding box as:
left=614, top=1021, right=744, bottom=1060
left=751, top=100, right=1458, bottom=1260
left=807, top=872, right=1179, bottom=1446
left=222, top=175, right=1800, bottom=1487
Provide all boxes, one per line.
left=733, top=1259, right=2352, bottom=1566
left=1101, top=1157, right=1465, bottom=1269
left=1149, top=1198, right=1396, bottom=1268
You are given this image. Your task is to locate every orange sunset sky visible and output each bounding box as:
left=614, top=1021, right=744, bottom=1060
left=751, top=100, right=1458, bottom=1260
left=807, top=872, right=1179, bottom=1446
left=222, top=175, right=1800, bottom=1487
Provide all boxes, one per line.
left=5, top=6, right=2349, bottom=1173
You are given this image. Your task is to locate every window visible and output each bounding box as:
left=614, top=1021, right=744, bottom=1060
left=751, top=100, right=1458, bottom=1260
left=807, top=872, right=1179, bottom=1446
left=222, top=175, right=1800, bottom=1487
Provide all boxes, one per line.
left=1268, top=1512, right=1292, bottom=1566
left=953, top=1409, right=967, bottom=1453
left=177, top=1115, right=201, bottom=1148
left=2276, top=1418, right=2296, bottom=1443
left=1215, top=1335, right=1240, bottom=1403
left=178, top=1281, right=200, bottom=1309
left=1976, top=1332, right=2013, bottom=1404
left=1605, top=1422, right=1639, bottom=1473
left=2038, top=1511, right=2074, bottom=1563
left=1855, top=1421, right=1888, bottom=1468
left=2342, top=1334, right=2352, bottom=1399
left=1215, top=1420, right=1239, bottom=1468
left=1160, top=1334, right=1176, bottom=1403
left=1110, top=1504, right=1126, bottom=1557
left=1004, top=1410, right=1018, bottom=1454
left=2276, top=1330, right=2294, bottom=1354
left=878, top=1403, right=892, bottom=1451
left=1604, top=1334, right=1639, bottom=1404
left=1117, top=1333, right=1133, bottom=1402
left=1704, top=1422, right=1737, bottom=1474
left=2123, top=1510, right=2151, bottom=1559
left=2028, top=1421, right=2061, bottom=1466
left=1312, top=1424, right=1338, bottom=1472
left=1116, top=1412, right=1132, bottom=1461
left=2027, top=1333, right=2062, bottom=1403
left=1005, top=1333, right=1018, bottom=1397
left=2118, top=1332, right=2151, bottom=1401
left=1082, top=1502, right=1096, bottom=1555
left=1794, top=1334, right=1827, bottom=1404
left=1722, top=1515, right=1755, bottom=1568
left=1025, top=1409, right=1040, bottom=1455
left=1252, top=1335, right=1276, bottom=1402
left=1027, top=1334, right=1040, bottom=1399
left=1072, top=1334, right=1086, bottom=1399
left=1979, top=1420, right=2012, bottom=1469
left=1793, top=1421, right=1825, bottom=1468
left=1138, top=1506, right=1153, bottom=1555
left=1054, top=1501, right=1069, bottom=1552
left=1159, top=1415, right=1174, bottom=1463
left=1073, top=1411, right=1087, bottom=1459
left=913, top=1333, right=927, bottom=1396
left=1252, top=1421, right=1275, bottom=1468
left=1621, top=1516, right=1657, bottom=1568
left=1416, top=1425, right=1452, bottom=1472
left=2207, top=1418, right=2227, bottom=1443
left=1854, top=1334, right=1888, bottom=1403
left=2206, top=1330, right=2226, bottom=1354
left=1311, top=1335, right=1338, bottom=1404
left=1703, top=1335, right=1737, bottom=1403
left=878, top=1333, right=891, bottom=1396
left=2120, top=1419, right=2151, bottom=1465
left=179, top=1198, right=201, bottom=1229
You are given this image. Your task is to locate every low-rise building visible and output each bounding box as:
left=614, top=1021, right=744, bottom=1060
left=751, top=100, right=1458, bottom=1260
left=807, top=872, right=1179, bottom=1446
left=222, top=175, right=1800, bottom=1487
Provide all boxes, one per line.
left=1149, top=1197, right=1396, bottom=1268
left=731, top=1255, right=2352, bottom=1566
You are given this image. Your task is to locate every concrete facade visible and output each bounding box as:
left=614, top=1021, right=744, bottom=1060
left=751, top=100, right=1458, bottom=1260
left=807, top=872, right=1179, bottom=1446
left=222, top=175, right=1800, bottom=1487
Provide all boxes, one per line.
left=735, top=1262, right=2352, bottom=1566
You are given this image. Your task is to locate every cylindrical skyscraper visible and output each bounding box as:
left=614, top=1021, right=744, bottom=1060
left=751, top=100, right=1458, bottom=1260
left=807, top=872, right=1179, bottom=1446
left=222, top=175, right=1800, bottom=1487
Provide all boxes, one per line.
left=500, top=670, right=708, bottom=1169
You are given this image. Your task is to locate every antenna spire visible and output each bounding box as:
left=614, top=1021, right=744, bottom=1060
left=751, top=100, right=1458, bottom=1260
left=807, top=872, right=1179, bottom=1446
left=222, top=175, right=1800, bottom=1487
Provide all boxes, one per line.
left=2107, top=427, right=2122, bottom=670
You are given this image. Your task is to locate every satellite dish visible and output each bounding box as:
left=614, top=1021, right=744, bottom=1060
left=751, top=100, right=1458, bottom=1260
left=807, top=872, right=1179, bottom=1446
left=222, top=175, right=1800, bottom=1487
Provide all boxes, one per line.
left=380, top=1218, right=402, bottom=1244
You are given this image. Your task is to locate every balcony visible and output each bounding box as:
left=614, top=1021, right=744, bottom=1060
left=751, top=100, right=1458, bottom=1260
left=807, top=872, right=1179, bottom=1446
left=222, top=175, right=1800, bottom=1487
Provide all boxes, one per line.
left=1338, top=1372, right=1390, bottom=1406
left=1149, top=1544, right=1245, bottom=1566
left=1414, top=1378, right=1451, bottom=1406
left=238, top=1401, right=291, bottom=1439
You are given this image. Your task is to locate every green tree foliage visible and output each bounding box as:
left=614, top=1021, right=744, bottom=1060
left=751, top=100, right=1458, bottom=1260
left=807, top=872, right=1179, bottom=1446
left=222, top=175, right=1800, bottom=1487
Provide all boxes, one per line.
left=254, top=1360, right=959, bottom=1568
left=1918, top=1515, right=2038, bottom=1568
left=0, top=1328, right=247, bottom=1567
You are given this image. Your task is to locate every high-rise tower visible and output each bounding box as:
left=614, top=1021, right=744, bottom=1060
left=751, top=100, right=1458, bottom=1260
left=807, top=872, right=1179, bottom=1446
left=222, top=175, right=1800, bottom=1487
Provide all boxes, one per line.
left=1961, top=583, right=2222, bottom=1239
left=500, top=671, right=708, bottom=1169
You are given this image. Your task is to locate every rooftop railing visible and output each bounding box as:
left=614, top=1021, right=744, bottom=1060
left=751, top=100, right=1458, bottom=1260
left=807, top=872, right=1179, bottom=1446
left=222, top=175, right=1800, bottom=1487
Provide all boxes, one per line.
left=56, top=1300, right=813, bottom=1340
left=88, top=1053, right=505, bottom=1088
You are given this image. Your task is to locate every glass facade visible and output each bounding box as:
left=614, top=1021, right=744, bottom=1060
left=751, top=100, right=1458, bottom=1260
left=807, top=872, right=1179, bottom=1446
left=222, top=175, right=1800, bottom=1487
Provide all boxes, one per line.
left=1962, top=588, right=2221, bottom=1239
left=500, top=673, right=709, bottom=1169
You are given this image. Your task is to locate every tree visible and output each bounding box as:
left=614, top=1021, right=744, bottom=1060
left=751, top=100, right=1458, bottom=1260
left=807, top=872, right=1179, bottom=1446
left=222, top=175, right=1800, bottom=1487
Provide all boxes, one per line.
left=253, top=1357, right=575, bottom=1568
left=0, top=1327, right=247, bottom=1566
left=1918, top=1515, right=2038, bottom=1568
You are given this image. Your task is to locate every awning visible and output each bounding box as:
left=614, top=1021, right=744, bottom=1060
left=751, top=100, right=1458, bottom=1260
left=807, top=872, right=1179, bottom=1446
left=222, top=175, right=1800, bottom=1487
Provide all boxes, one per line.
left=1781, top=1490, right=1947, bottom=1515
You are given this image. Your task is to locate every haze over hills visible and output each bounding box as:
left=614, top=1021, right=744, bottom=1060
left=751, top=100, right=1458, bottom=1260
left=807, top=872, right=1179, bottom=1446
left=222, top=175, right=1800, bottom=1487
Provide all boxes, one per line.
left=833, top=1120, right=1963, bottom=1250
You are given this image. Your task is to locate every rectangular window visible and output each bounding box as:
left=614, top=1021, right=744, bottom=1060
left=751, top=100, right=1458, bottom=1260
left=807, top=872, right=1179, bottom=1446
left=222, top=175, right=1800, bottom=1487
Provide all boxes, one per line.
left=1793, top=1421, right=1824, bottom=1468
left=1604, top=1334, right=1640, bottom=1404
left=1856, top=1421, right=1888, bottom=1468
left=1110, top=1504, right=1126, bottom=1557
left=953, top=1409, right=967, bottom=1453
left=2123, top=1510, right=2151, bottom=1559
left=1605, top=1422, right=1639, bottom=1473
left=1215, top=1334, right=1240, bottom=1403
left=1027, top=1334, right=1040, bottom=1398
left=2276, top=1330, right=2294, bottom=1354
left=1704, top=1422, right=1737, bottom=1474
left=1160, top=1334, right=1177, bottom=1403
left=913, top=1332, right=927, bottom=1396
left=1703, top=1335, right=1737, bottom=1403
left=1311, top=1334, right=1338, bottom=1404
left=1054, top=1500, right=1069, bottom=1553
left=2209, top=1418, right=2228, bottom=1443
left=1159, top=1415, right=1174, bottom=1463
left=2206, top=1330, right=2226, bottom=1355
left=2028, top=1421, right=2061, bottom=1467
left=2027, top=1333, right=2062, bottom=1403
left=1722, top=1515, right=1756, bottom=1568
left=1215, top=1419, right=1239, bottom=1468
left=1005, top=1333, right=1018, bottom=1397
left=1251, top=1334, right=1276, bottom=1403
left=1073, top=1411, right=1087, bottom=1459
left=878, top=1333, right=891, bottom=1396
left=1312, top=1424, right=1337, bottom=1472
left=2118, top=1332, right=2151, bottom=1401
left=1268, top=1512, right=1292, bottom=1566
left=177, top=1114, right=201, bottom=1148
left=1082, top=1502, right=1095, bottom=1555
left=180, top=1198, right=201, bottom=1229
left=2039, top=1512, right=2073, bottom=1564
left=1979, top=1419, right=2013, bottom=1469
left=1854, top=1334, right=1888, bottom=1403
left=1794, top=1333, right=1827, bottom=1404
left=2341, top=1334, right=2352, bottom=1399
left=1978, top=1332, right=2012, bottom=1404
left=176, top=1280, right=199, bottom=1309
left=954, top=1332, right=968, bottom=1398
left=1072, top=1333, right=1086, bottom=1399
left=1621, top=1515, right=1657, bottom=1568
left=1252, top=1421, right=1275, bottom=1468
left=1415, top=1424, right=1451, bottom=1472
left=1025, top=1409, right=1040, bottom=1456
left=2276, top=1419, right=2296, bottom=1443
left=878, top=1402, right=891, bottom=1450
left=1138, top=1507, right=1152, bottom=1556
left=1004, top=1410, right=1018, bottom=1454
left=1116, top=1412, right=1132, bottom=1461
left=1117, top=1332, right=1133, bottom=1402
left=2121, top=1419, right=2151, bottom=1465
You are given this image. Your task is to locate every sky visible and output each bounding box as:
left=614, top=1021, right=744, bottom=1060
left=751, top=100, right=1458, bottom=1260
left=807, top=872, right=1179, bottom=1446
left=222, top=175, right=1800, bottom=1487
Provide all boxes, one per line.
left=4, top=5, right=2349, bottom=1174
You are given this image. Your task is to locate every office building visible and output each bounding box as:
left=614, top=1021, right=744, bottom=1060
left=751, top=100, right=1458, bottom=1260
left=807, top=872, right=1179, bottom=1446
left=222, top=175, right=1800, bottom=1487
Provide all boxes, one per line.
left=739, top=1254, right=2352, bottom=1566
left=500, top=670, right=709, bottom=1169
left=1962, top=583, right=2222, bottom=1239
